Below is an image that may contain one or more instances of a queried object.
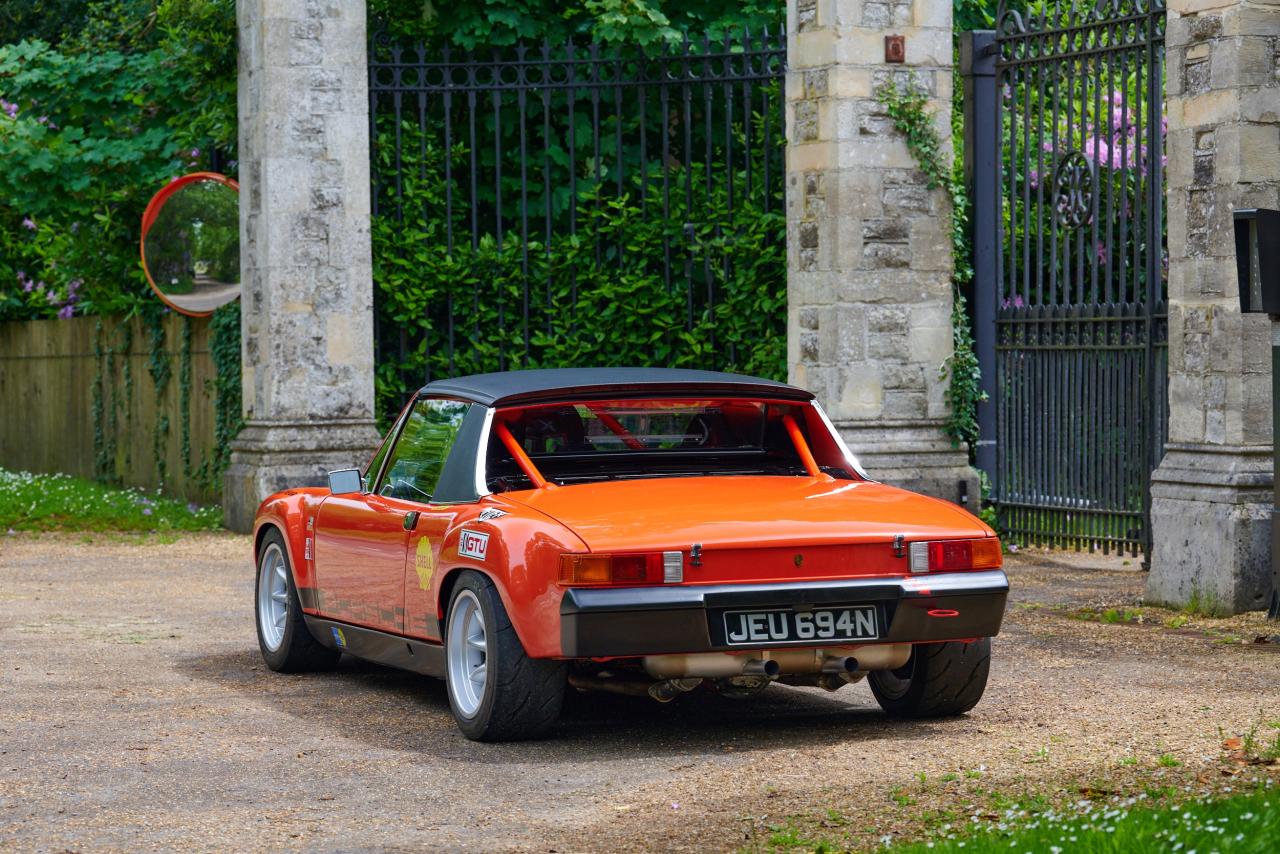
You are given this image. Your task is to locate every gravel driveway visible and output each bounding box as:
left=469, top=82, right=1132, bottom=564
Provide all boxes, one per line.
left=2, top=533, right=1277, bottom=852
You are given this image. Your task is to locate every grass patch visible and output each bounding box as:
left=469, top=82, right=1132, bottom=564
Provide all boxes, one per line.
left=1184, top=585, right=1232, bottom=619
left=1066, top=605, right=1144, bottom=625
left=0, top=468, right=222, bottom=532
left=881, top=784, right=1278, bottom=853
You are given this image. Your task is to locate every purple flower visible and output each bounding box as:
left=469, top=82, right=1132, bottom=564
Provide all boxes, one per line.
left=142, top=507, right=153, bottom=516
left=21, top=279, right=34, bottom=293
left=68, top=278, right=82, bottom=292
left=45, top=289, right=59, bottom=304
left=21, top=217, right=36, bottom=230
left=0, top=99, right=16, bottom=119
left=187, top=502, right=199, bottom=513
left=57, top=305, right=74, bottom=320
left=189, top=147, right=200, bottom=158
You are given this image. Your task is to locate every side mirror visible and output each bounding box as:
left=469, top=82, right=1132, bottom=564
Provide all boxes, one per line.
left=327, top=468, right=363, bottom=495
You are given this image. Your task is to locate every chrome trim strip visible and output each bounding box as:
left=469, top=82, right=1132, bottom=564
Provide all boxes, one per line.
left=474, top=405, right=496, bottom=498
left=811, top=401, right=871, bottom=480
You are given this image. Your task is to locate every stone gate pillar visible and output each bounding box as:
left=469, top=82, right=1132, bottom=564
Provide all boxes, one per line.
left=1148, top=0, right=1280, bottom=613
left=785, top=0, right=978, bottom=505
left=225, top=0, right=381, bottom=532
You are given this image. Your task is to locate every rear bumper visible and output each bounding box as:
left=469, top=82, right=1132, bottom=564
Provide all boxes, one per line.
left=559, top=569, right=1009, bottom=657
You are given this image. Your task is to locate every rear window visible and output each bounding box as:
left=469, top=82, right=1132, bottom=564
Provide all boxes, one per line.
left=485, top=398, right=856, bottom=491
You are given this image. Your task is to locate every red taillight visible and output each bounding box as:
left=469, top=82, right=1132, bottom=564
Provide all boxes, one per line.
left=909, top=538, right=1002, bottom=573
left=559, top=553, right=662, bottom=586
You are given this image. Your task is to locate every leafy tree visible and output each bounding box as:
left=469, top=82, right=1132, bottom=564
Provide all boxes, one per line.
left=0, top=0, right=235, bottom=320
left=0, top=0, right=90, bottom=47
left=368, top=0, right=781, bottom=47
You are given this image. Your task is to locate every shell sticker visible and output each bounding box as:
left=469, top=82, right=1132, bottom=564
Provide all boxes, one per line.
left=414, top=536, right=436, bottom=590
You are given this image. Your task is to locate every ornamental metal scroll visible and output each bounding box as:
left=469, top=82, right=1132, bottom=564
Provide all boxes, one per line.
left=1052, top=151, right=1094, bottom=228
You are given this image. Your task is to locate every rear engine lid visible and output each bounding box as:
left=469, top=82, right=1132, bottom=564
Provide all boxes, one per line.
left=505, top=475, right=989, bottom=578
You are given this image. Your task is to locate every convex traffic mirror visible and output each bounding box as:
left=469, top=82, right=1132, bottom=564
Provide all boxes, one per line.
left=141, top=172, right=240, bottom=317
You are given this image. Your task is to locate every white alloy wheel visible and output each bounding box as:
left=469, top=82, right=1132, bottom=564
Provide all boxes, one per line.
left=257, top=542, right=289, bottom=652
left=447, top=588, right=489, bottom=718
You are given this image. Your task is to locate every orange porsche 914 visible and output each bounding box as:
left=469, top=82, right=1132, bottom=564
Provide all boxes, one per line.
left=252, top=368, right=1007, bottom=741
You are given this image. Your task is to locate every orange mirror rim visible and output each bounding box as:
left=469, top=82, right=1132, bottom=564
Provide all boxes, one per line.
left=140, top=171, right=240, bottom=318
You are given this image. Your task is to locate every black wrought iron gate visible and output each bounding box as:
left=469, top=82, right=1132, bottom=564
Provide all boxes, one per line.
left=975, top=1, right=1168, bottom=556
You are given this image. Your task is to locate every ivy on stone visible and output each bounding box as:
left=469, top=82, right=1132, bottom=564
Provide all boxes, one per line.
left=876, top=76, right=986, bottom=454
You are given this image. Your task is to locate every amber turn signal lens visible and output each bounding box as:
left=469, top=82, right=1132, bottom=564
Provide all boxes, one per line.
left=559, top=554, right=613, bottom=585
left=558, top=553, right=662, bottom=586
left=970, top=537, right=1003, bottom=569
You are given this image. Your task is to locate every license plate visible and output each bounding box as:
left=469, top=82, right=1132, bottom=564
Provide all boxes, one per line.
left=719, top=605, right=879, bottom=646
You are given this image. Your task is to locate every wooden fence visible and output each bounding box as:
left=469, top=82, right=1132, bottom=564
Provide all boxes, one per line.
left=0, top=314, right=220, bottom=503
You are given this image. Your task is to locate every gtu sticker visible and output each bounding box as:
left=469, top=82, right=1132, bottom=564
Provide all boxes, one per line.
left=458, top=528, right=490, bottom=561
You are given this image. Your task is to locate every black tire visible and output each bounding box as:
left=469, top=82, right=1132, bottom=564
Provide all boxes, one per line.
left=255, top=529, right=341, bottom=673
left=869, top=638, right=991, bottom=718
left=444, top=571, right=566, bottom=741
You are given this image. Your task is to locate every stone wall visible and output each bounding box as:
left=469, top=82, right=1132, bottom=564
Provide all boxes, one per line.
left=786, top=0, right=977, bottom=505
left=225, top=0, right=381, bottom=531
left=1148, top=0, right=1280, bottom=612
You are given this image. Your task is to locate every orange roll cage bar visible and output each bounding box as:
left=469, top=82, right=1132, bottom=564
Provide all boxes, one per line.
left=494, top=419, right=553, bottom=489
left=781, top=413, right=828, bottom=480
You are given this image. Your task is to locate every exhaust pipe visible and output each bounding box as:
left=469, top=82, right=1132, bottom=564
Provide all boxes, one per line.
left=644, top=653, right=780, bottom=679
left=742, top=658, right=782, bottom=678
left=643, top=644, right=910, bottom=679
left=821, top=655, right=858, bottom=674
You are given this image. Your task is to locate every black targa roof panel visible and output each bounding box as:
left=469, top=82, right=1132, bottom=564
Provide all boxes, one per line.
left=418, top=368, right=814, bottom=407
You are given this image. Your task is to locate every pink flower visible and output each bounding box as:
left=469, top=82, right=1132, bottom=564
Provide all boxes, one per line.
left=57, top=305, right=74, bottom=319
left=21, top=217, right=36, bottom=230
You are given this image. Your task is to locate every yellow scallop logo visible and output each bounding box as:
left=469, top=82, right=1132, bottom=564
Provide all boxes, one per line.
left=414, top=537, right=435, bottom=590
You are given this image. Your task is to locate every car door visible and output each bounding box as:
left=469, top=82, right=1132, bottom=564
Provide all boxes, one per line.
left=312, top=397, right=469, bottom=634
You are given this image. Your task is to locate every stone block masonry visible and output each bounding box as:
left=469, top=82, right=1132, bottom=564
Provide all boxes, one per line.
left=225, top=0, right=382, bottom=531
left=1148, top=0, right=1280, bottom=612
left=786, top=0, right=978, bottom=507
